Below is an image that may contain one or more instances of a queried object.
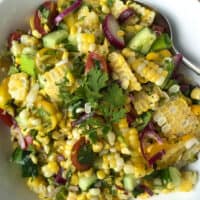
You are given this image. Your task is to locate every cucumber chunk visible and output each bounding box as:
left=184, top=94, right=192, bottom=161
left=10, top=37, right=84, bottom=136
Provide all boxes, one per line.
left=79, top=175, right=97, bottom=191
left=43, top=30, right=68, bottom=48
left=129, top=27, right=156, bottom=54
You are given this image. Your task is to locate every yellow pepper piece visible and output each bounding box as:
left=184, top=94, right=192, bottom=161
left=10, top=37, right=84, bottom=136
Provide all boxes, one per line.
left=0, top=77, right=11, bottom=109
left=191, top=105, right=200, bottom=116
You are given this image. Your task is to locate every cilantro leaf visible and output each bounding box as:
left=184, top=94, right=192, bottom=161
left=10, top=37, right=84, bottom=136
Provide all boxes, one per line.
left=86, top=67, right=108, bottom=97
left=11, top=147, right=38, bottom=177
left=104, top=83, right=126, bottom=107
left=78, top=143, right=95, bottom=165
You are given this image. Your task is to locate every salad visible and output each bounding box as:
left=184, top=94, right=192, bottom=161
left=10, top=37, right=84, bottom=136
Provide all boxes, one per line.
left=0, top=0, right=200, bottom=199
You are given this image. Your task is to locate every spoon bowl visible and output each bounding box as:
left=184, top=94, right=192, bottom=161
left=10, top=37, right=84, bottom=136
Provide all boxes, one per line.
left=136, top=0, right=200, bottom=75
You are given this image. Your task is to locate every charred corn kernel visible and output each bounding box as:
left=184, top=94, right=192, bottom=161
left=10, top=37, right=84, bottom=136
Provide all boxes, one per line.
left=8, top=72, right=29, bottom=102
left=92, top=142, right=103, bottom=153
left=97, top=170, right=106, bottom=180
left=0, top=77, right=11, bottom=109
left=131, top=58, right=168, bottom=86
left=191, top=105, right=200, bottom=115
left=191, top=87, right=200, bottom=100
left=133, top=85, right=163, bottom=114
left=118, top=118, right=129, bottom=129
left=71, top=174, right=79, bottom=185
left=108, top=52, right=141, bottom=91
left=42, top=161, right=59, bottom=178
left=154, top=97, right=200, bottom=138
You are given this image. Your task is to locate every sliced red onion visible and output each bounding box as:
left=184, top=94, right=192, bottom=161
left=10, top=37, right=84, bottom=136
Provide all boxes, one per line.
left=71, top=112, right=94, bottom=127
left=126, top=112, right=136, bottom=127
left=103, top=14, right=125, bottom=49
left=54, top=0, right=82, bottom=25
left=118, top=8, right=135, bottom=24
left=115, top=185, right=129, bottom=195
left=57, top=154, right=65, bottom=162
left=173, top=53, right=183, bottom=66
left=139, top=129, right=164, bottom=165
left=152, top=25, right=165, bottom=36
left=139, top=184, right=154, bottom=196
left=54, top=172, right=66, bottom=185
left=148, top=150, right=166, bottom=166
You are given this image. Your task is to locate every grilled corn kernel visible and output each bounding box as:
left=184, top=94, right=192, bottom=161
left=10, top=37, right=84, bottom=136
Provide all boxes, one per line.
left=71, top=174, right=79, bottom=185
left=191, top=87, right=200, bottom=100
left=97, top=170, right=106, bottom=180
left=42, top=161, right=59, bottom=178
left=92, top=142, right=103, bottom=153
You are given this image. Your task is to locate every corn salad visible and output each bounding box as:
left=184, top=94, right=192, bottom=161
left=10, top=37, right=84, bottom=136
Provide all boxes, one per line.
left=0, top=0, right=200, bottom=200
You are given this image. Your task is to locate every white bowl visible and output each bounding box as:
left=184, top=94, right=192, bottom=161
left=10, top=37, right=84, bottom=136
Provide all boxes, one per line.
left=0, top=1, right=200, bottom=200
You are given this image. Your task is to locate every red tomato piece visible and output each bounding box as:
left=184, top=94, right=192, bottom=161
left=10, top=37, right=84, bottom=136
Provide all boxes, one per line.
left=85, top=52, right=108, bottom=73
left=7, top=31, right=23, bottom=49
left=71, top=137, right=91, bottom=171
left=0, top=108, right=14, bottom=127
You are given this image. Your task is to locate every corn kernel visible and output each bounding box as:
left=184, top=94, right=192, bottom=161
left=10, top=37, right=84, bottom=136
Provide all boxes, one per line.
left=97, top=170, right=106, bottom=180
left=71, top=174, right=79, bottom=185
left=92, top=142, right=103, bottom=153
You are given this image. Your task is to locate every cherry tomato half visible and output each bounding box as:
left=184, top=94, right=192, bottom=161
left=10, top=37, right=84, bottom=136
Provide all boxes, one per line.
left=7, top=31, right=23, bottom=49
left=0, top=108, right=14, bottom=127
left=85, top=52, right=108, bottom=73
left=71, top=137, right=91, bottom=171
left=34, top=1, right=58, bottom=36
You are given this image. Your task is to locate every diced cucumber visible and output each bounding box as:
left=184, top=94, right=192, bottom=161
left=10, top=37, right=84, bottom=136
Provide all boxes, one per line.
left=169, top=167, right=181, bottom=187
left=123, top=174, right=136, bottom=192
left=128, top=27, right=157, bottom=55
left=43, top=30, right=68, bottom=48
left=20, top=54, right=36, bottom=76
left=151, top=33, right=172, bottom=51
left=79, top=175, right=97, bottom=191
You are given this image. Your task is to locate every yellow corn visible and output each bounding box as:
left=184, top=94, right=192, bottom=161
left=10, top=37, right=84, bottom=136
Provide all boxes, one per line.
left=41, top=161, right=59, bottom=178
left=97, top=170, right=106, bottom=180
left=0, top=77, right=11, bottom=109
left=131, top=58, right=168, bottom=86
left=108, top=52, right=141, bottom=91
left=191, top=105, right=200, bottom=115
left=191, top=87, right=200, bottom=100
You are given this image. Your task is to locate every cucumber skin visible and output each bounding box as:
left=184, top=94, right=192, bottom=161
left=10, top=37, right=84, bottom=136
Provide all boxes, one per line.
left=79, top=175, right=97, bottom=191
left=128, top=27, right=157, bottom=55
left=43, top=30, right=68, bottom=48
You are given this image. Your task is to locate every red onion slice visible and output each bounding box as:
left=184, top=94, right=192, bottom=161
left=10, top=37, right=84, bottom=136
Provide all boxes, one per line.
left=139, top=129, right=164, bottom=166
left=173, top=53, right=183, bottom=66
left=71, top=112, right=94, bottom=127
left=118, top=8, right=135, bottom=24
left=139, top=184, right=154, bottom=196
left=55, top=0, right=82, bottom=25
left=103, top=14, right=125, bottom=49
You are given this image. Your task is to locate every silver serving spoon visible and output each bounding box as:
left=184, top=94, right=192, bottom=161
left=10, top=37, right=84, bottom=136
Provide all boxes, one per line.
left=136, top=0, right=200, bottom=75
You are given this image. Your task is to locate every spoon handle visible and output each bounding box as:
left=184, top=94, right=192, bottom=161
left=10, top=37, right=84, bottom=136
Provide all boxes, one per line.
left=182, top=56, right=200, bottom=75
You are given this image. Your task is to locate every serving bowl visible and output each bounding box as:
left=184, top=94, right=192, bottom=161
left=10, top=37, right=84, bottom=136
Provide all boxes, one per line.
left=0, top=0, right=200, bottom=200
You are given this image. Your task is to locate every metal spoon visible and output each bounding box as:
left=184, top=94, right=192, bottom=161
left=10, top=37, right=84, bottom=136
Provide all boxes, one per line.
left=136, top=0, right=200, bottom=75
